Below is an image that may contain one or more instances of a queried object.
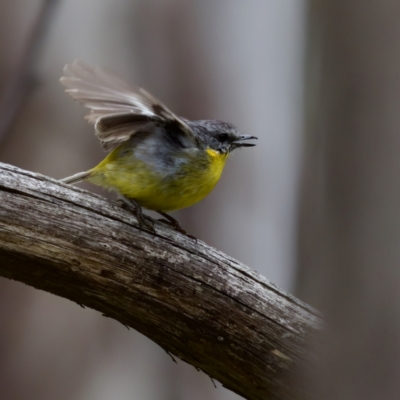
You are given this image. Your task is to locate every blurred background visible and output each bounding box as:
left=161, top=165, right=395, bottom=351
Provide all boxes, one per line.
left=0, top=1, right=306, bottom=399
left=5, top=1, right=400, bottom=400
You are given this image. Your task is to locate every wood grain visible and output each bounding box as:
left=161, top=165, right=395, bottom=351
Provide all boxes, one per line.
left=0, top=162, right=321, bottom=400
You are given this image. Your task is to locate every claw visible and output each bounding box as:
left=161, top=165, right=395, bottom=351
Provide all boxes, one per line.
left=156, top=211, right=197, bottom=240
left=116, top=197, right=155, bottom=232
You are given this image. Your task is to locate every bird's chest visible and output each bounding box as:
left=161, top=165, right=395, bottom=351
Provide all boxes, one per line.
left=96, top=145, right=228, bottom=211
left=167, top=148, right=226, bottom=193
left=149, top=148, right=228, bottom=210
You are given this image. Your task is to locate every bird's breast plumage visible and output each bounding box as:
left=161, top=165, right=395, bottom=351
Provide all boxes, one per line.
left=89, top=142, right=229, bottom=211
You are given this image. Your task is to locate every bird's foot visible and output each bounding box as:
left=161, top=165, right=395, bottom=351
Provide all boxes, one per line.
left=156, top=211, right=197, bottom=240
left=115, top=197, right=155, bottom=232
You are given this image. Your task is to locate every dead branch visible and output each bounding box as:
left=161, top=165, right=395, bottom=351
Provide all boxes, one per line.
left=0, top=162, right=321, bottom=400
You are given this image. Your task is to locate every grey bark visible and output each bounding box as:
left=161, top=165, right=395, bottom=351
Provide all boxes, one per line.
left=0, top=162, right=320, bottom=400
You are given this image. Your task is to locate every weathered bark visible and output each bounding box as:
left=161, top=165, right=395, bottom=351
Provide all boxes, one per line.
left=0, top=162, right=320, bottom=400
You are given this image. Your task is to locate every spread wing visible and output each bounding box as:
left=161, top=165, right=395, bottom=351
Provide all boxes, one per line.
left=60, top=60, right=196, bottom=151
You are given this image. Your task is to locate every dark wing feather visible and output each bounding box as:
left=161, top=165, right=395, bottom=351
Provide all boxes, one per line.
left=60, top=60, right=195, bottom=150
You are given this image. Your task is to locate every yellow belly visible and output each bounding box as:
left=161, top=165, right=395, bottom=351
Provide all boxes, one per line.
left=88, top=148, right=228, bottom=211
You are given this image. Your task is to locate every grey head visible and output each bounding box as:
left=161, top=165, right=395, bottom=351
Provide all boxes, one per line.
left=60, top=60, right=257, bottom=153
left=188, top=120, right=257, bottom=154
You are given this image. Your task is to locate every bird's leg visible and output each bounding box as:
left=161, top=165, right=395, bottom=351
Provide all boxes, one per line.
left=117, top=196, right=154, bottom=231
left=156, top=211, right=196, bottom=240
left=156, top=211, right=184, bottom=231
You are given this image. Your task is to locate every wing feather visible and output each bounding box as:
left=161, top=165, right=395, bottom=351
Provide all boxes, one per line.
left=60, top=60, right=195, bottom=150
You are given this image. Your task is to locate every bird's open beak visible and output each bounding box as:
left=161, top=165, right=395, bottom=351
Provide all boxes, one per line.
left=231, top=135, right=258, bottom=149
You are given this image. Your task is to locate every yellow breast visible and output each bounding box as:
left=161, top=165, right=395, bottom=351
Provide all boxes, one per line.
left=89, top=147, right=229, bottom=212
left=165, top=148, right=228, bottom=210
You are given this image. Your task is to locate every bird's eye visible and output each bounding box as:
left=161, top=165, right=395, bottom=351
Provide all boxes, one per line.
left=218, top=133, right=229, bottom=142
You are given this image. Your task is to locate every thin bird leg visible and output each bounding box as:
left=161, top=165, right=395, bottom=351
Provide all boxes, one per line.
left=156, top=211, right=196, bottom=240
left=118, top=196, right=154, bottom=231
left=156, top=211, right=184, bottom=230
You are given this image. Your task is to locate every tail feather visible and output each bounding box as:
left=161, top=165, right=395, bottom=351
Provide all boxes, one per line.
left=60, top=170, right=92, bottom=185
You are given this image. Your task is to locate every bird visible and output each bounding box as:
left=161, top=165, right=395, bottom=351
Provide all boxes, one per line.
left=60, top=60, right=257, bottom=235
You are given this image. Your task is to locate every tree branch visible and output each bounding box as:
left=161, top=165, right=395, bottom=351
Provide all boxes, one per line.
left=0, top=162, right=321, bottom=400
